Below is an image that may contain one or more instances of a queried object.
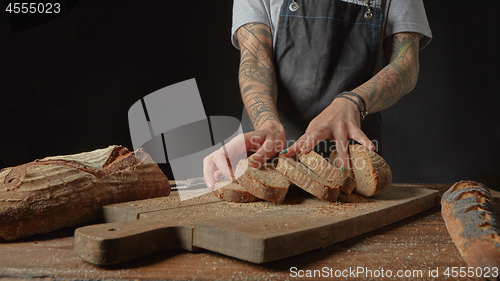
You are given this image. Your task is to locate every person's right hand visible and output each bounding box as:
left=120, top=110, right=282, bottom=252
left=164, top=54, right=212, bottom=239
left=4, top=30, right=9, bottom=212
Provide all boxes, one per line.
left=203, top=120, right=286, bottom=190
left=283, top=97, right=375, bottom=173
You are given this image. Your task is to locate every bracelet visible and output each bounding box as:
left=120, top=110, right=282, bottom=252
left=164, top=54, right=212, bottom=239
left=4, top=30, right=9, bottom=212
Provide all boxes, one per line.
left=335, top=92, right=368, bottom=121
left=341, top=91, right=367, bottom=112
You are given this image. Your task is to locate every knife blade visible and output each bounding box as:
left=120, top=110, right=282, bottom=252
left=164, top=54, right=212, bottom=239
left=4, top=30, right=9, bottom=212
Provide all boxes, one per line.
left=171, top=177, right=207, bottom=190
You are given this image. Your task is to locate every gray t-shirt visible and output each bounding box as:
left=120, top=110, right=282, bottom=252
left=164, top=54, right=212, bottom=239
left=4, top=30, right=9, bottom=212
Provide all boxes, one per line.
left=232, top=0, right=432, bottom=72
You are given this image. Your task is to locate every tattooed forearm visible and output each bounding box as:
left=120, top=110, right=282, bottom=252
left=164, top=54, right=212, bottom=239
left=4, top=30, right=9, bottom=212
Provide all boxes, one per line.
left=244, top=91, right=280, bottom=126
left=239, top=64, right=277, bottom=90
left=352, top=32, right=420, bottom=113
left=237, top=23, right=280, bottom=129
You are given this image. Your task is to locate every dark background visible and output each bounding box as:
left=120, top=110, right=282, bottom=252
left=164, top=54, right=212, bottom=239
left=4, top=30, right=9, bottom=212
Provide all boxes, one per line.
left=0, top=0, right=499, bottom=190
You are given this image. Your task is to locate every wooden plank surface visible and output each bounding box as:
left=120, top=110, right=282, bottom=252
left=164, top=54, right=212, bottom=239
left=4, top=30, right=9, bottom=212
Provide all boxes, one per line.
left=102, top=191, right=222, bottom=222
left=192, top=185, right=439, bottom=263
left=74, top=184, right=439, bottom=265
left=1, top=184, right=498, bottom=280
left=0, top=207, right=481, bottom=280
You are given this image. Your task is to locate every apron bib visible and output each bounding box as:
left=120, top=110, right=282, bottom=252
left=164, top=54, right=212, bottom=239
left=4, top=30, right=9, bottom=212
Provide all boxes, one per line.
left=242, top=0, right=384, bottom=153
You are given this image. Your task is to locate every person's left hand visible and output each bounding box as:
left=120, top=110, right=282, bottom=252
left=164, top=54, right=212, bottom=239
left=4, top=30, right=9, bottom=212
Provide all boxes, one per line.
left=283, top=97, right=375, bottom=171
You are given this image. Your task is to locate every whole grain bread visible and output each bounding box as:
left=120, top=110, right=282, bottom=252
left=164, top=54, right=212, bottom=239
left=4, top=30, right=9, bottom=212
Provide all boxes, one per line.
left=328, top=149, right=354, bottom=179
left=234, top=159, right=290, bottom=203
left=299, top=151, right=356, bottom=195
left=276, top=154, right=339, bottom=202
left=330, top=144, right=392, bottom=197
left=0, top=145, right=170, bottom=241
left=214, top=179, right=259, bottom=203
left=441, top=181, right=500, bottom=268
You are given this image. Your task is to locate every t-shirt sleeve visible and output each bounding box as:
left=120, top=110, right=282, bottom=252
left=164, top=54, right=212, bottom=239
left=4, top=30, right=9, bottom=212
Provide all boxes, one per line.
left=231, top=0, right=271, bottom=49
left=385, top=0, right=432, bottom=49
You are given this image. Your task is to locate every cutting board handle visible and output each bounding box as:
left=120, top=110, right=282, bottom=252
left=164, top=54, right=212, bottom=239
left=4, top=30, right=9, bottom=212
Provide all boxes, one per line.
left=74, top=219, right=193, bottom=265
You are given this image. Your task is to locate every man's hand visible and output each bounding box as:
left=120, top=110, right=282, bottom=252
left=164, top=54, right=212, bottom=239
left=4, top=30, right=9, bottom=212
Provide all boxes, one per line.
left=284, top=32, right=420, bottom=168
left=203, top=120, right=285, bottom=189
left=284, top=97, right=375, bottom=170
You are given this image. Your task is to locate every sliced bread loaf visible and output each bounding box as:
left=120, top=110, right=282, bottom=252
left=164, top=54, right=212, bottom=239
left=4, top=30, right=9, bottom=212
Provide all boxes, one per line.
left=234, top=159, right=290, bottom=203
left=340, top=144, right=392, bottom=197
left=299, top=151, right=356, bottom=195
left=329, top=149, right=354, bottom=179
left=276, top=154, right=339, bottom=202
left=214, top=179, right=259, bottom=203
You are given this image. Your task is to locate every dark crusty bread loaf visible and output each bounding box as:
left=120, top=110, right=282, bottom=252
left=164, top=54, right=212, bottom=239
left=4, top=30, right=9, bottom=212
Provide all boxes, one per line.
left=0, top=145, right=170, bottom=241
left=299, top=151, right=356, bottom=195
left=441, top=180, right=500, bottom=268
left=234, top=159, right=290, bottom=203
left=276, top=154, right=339, bottom=202
left=330, top=144, right=392, bottom=197
left=214, top=179, right=259, bottom=203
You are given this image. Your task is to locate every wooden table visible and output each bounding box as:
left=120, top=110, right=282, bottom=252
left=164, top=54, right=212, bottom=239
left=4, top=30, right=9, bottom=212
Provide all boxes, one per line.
left=0, top=184, right=496, bottom=280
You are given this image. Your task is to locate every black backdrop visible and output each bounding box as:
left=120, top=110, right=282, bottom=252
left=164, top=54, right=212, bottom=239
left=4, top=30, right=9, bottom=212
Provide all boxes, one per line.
left=1, top=0, right=499, bottom=190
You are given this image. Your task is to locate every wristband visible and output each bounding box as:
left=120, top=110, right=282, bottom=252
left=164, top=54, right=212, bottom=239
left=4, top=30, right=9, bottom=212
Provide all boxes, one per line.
left=337, top=91, right=368, bottom=121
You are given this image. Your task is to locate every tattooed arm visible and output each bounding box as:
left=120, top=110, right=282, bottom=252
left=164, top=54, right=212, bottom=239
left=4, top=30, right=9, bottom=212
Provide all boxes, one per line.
left=235, top=23, right=286, bottom=164
left=351, top=32, right=420, bottom=112
left=237, top=23, right=280, bottom=129
left=285, top=32, right=420, bottom=171
left=203, top=23, right=285, bottom=188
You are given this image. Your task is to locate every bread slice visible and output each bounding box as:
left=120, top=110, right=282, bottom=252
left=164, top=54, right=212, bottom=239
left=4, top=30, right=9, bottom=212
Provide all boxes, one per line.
left=276, top=155, right=339, bottom=202
left=214, top=179, right=259, bottom=203
left=234, top=159, right=290, bottom=203
left=299, top=151, right=356, bottom=195
left=344, top=144, right=392, bottom=197
left=329, top=149, right=354, bottom=179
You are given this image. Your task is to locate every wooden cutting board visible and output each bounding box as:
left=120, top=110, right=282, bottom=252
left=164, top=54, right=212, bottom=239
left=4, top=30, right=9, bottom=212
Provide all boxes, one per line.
left=74, top=184, right=439, bottom=265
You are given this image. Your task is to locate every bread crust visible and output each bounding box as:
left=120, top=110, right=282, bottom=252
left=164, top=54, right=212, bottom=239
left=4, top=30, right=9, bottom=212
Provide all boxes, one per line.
left=299, top=151, right=356, bottom=195
left=276, top=155, right=339, bottom=202
left=214, top=180, right=259, bottom=203
left=441, top=180, right=500, bottom=268
left=236, top=173, right=288, bottom=203
left=235, top=160, right=289, bottom=203
left=348, top=144, right=392, bottom=197
left=0, top=145, right=170, bottom=241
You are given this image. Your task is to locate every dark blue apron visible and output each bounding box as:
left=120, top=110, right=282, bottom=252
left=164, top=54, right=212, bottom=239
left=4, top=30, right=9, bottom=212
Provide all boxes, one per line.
left=242, top=0, right=384, bottom=154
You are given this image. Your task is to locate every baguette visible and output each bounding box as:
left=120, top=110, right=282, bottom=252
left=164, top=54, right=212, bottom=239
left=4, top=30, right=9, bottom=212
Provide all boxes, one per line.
left=234, top=159, right=290, bottom=203
left=441, top=180, right=500, bottom=268
left=0, top=145, right=170, bottom=241
left=330, top=144, right=392, bottom=197
left=276, top=154, right=339, bottom=202
left=214, top=179, right=259, bottom=203
left=299, top=151, right=356, bottom=195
